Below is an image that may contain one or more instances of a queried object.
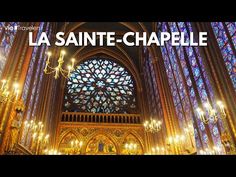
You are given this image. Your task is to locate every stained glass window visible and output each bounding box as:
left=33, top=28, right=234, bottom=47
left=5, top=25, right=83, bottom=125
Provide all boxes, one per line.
left=31, top=22, right=52, bottom=119
left=21, top=22, right=52, bottom=146
left=22, top=22, right=45, bottom=102
left=64, top=58, right=137, bottom=114
left=159, top=22, right=196, bottom=131
left=158, top=22, right=225, bottom=153
left=0, top=22, right=4, bottom=34
left=0, top=22, right=18, bottom=78
left=211, top=22, right=236, bottom=90
left=143, top=47, right=164, bottom=118
left=143, top=46, right=166, bottom=145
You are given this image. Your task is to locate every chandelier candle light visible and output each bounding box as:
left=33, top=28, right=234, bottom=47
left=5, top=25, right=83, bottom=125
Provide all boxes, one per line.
left=44, top=148, right=61, bottom=155
left=44, top=50, right=76, bottom=79
left=143, top=118, right=162, bottom=133
left=184, top=123, right=195, bottom=148
left=70, top=139, right=83, bottom=155
left=22, top=120, right=50, bottom=154
left=166, top=134, right=186, bottom=154
left=0, top=79, right=20, bottom=103
left=196, top=100, right=226, bottom=124
left=199, top=146, right=222, bottom=155
left=124, top=142, right=138, bottom=155
left=151, top=146, right=166, bottom=155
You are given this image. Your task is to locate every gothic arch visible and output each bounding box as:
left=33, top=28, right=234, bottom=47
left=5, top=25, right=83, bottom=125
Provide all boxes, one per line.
left=60, top=22, right=150, bottom=80
left=72, top=47, right=142, bottom=93
left=57, top=130, right=84, bottom=154
left=85, top=133, right=119, bottom=155
left=121, top=132, right=145, bottom=154
left=72, top=44, right=137, bottom=77
left=62, top=22, right=147, bottom=37
left=57, top=129, right=81, bottom=148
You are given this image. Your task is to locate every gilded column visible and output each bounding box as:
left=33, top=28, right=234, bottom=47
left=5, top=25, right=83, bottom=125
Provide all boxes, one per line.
left=152, top=45, right=181, bottom=154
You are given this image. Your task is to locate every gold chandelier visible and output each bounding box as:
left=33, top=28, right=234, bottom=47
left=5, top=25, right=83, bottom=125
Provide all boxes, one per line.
left=166, top=134, right=186, bottom=154
left=44, top=50, right=76, bottom=79
left=44, top=148, right=61, bottom=155
left=184, top=123, right=194, bottom=135
left=150, top=146, right=166, bottom=155
left=199, top=146, right=221, bottom=155
left=143, top=118, right=162, bottom=133
left=22, top=119, right=50, bottom=154
left=70, top=139, right=83, bottom=155
left=0, top=79, right=20, bottom=104
left=124, top=142, right=138, bottom=155
left=196, top=100, right=226, bottom=124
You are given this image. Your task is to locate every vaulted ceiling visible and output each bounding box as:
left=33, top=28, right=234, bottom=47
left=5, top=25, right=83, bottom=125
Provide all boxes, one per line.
left=55, top=22, right=154, bottom=72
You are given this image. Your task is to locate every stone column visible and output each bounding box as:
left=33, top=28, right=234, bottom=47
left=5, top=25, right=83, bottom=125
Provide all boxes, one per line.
left=151, top=45, right=181, bottom=154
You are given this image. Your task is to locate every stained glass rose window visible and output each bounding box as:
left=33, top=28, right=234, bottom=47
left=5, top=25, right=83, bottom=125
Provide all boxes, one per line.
left=64, top=58, right=137, bottom=113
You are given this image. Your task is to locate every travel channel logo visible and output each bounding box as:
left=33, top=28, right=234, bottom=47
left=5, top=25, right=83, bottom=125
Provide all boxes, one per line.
left=1, top=24, right=39, bottom=31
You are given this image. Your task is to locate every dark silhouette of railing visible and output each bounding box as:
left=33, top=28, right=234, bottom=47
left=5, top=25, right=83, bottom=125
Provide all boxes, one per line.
left=61, top=112, right=141, bottom=124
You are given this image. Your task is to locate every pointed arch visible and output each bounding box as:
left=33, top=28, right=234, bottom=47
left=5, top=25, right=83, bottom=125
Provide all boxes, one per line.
left=85, top=133, right=118, bottom=155
left=121, top=132, right=144, bottom=154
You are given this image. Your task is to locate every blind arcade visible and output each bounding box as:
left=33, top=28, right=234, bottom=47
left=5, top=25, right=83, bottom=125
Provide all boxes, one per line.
left=29, top=31, right=208, bottom=47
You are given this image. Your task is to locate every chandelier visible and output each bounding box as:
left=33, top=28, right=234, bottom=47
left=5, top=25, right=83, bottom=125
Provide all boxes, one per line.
left=22, top=119, right=50, bottom=154
left=150, top=146, right=166, bottom=155
left=70, top=139, right=83, bottom=155
left=196, top=100, right=226, bottom=124
left=44, top=149, right=61, bottom=155
left=124, top=142, right=138, bottom=155
left=44, top=50, right=76, bottom=79
left=183, top=123, right=195, bottom=148
left=199, top=146, right=222, bottom=155
left=143, top=118, right=162, bottom=133
left=167, top=134, right=186, bottom=145
left=0, top=79, right=20, bottom=104
left=166, top=134, right=186, bottom=154
left=184, top=123, right=194, bottom=134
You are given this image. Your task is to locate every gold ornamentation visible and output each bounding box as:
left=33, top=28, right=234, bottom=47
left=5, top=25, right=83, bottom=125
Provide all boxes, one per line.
left=143, top=117, right=162, bottom=133
left=196, top=100, right=226, bottom=124
left=70, top=139, right=83, bottom=155
left=85, top=135, right=117, bottom=155
left=57, top=122, right=145, bottom=155
left=58, top=132, right=80, bottom=155
left=113, top=129, right=124, bottom=137
left=5, top=113, right=22, bottom=153
left=80, top=128, right=89, bottom=136
left=44, top=50, right=76, bottom=79
left=221, top=131, right=235, bottom=154
left=0, top=79, right=20, bottom=104
left=121, top=134, right=143, bottom=155
left=21, top=119, right=50, bottom=154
